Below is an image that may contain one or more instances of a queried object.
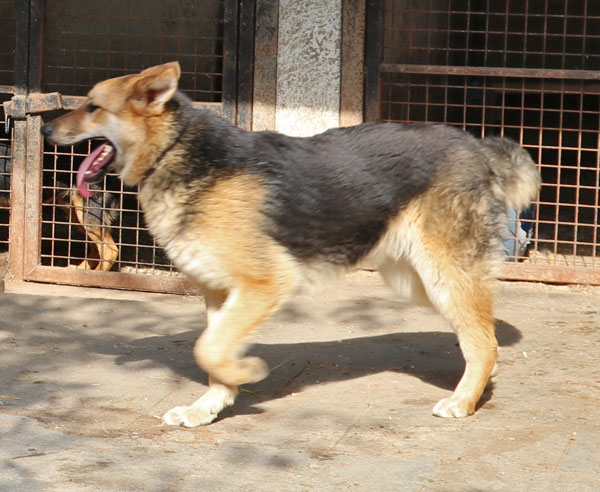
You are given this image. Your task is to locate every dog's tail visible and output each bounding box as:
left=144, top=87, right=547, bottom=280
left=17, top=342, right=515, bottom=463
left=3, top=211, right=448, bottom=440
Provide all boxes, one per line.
left=482, top=136, right=541, bottom=211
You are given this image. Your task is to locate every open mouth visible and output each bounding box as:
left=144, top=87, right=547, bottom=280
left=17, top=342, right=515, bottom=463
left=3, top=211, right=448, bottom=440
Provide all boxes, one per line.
left=76, top=141, right=116, bottom=198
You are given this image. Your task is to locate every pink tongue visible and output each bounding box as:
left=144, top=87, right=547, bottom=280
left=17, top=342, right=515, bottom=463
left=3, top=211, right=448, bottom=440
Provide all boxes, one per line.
left=76, top=143, right=108, bottom=198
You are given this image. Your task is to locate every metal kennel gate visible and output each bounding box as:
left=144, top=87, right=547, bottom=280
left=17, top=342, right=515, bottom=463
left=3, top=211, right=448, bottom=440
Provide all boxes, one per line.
left=0, top=0, right=14, bottom=264
left=3, top=0, right=254, bottom=293
left=367, top=0, right=600, bottom=285
left=3, top=0, right=600, bottom=291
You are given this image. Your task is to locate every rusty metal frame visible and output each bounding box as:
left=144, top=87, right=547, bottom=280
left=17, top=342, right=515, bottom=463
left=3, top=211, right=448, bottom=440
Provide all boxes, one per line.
left=380, top=64, right=600, bottom=81
left=252, top=0, right=278, bottom=131
left=5, top=0, right=253, bottom=294
left=369, top=1, right=600, bottom=285
left=377, top=68, right=600, bottom=285
left=340, top=0, right=366, bottom=127
left=364, top=0, right=383, bottom=122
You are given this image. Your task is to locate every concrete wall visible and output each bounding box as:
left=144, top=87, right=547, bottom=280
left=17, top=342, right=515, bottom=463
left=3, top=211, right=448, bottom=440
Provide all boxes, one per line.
left=252, top=0, right=365, bottom=135
left=275, top=0, right=342, bottom=136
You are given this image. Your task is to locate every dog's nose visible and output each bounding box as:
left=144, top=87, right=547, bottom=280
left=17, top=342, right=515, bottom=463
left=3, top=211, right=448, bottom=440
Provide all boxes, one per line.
left=41, top=123, right=53, bottom=137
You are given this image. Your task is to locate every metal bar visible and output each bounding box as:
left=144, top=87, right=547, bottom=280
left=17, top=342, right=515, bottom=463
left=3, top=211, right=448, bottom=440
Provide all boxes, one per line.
left=23, top=114, right=43, bottom=275
left=6, top=92, right=62, bottom=118
left=25, top=265, right=199, bottom=295
left=380, top=64, right=600, bottom=80
left=28, top=0, right=43, bottom=93
left=364, top=0, right=383, bottom=122
left=340, top=0, right=366, bottom=127
left=29, top=258, right=600, bottom=290
left=7, top=119, right=27, bottom=279
left=14, top=0, right=29, bottom=95
left=500, top=263, right=600, bottom=286
left=222, top=0, right=239, bottom=123
left=236, top=0, right=256, bottom=130
left=58, top=96, right=224, bottom=113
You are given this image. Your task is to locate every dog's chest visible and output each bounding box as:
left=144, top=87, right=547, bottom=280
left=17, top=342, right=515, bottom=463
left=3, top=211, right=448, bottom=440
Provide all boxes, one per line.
left=137, top=183, right=188, bottom=248
left=137, top=182, right=228, bottom=287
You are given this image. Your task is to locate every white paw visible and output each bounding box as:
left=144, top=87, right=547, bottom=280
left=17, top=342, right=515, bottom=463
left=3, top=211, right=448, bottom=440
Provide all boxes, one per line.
left=162, top=385, right=237, bottom=427
left=432, top=396, right=473, bottom=418
left=162, top=404, right=218, bottom=427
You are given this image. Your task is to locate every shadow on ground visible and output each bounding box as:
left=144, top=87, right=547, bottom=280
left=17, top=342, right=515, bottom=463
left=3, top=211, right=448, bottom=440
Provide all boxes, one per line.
left=105, top=315, right=521, bottom=420
left=1, top=292, right=521, bottom=423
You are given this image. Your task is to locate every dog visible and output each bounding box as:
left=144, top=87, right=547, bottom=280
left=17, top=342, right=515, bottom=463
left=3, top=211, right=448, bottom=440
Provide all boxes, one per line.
left=41, top=62, right=540, bottom=427
left=0, top=134, right=118, bottom=271
left=58, top=184, right=119, bottom=272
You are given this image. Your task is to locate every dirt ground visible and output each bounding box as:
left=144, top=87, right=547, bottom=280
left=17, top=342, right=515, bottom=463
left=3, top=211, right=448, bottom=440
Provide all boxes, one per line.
left=1, top=271, right=599, bottom=491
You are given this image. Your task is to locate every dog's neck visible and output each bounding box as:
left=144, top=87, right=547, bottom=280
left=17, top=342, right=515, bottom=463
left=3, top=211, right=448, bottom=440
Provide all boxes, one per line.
left=139, top=95, right=193, bottom=183
left=152, top=111, right=192, bottom=168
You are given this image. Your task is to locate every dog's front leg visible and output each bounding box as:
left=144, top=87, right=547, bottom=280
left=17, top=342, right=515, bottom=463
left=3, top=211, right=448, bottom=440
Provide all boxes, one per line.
left=162, top=288, right=236, bottom=427
left=162, top=284, right=283, bottom=427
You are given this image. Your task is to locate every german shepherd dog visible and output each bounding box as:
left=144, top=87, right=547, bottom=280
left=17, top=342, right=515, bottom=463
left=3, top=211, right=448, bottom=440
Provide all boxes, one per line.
left=41, top=62, right=540, bottom=427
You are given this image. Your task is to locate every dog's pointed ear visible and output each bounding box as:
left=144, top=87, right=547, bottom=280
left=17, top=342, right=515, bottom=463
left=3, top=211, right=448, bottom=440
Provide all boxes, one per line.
left=131, top=62, right=181, bottom=114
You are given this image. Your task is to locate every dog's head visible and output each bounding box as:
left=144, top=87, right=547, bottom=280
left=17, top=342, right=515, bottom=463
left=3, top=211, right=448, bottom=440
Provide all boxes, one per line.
left=42, top=62, right=181, bottom=196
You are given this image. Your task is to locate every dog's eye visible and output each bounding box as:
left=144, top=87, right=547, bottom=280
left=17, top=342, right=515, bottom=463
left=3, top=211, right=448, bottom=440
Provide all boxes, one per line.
left=86, top=102, right=99, bottom=113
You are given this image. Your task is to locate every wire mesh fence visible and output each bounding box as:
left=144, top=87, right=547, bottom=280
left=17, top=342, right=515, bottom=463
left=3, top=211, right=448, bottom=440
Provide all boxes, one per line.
left=0, top=0, right=15, bottom=88
left=0, top=103, right=12, bottom=254
left=383, top=0, right=600, bottom=71
left=0, top=0, right=231, bottom=292
left=42, top=0, right=224, bottom=102
left=32, top=0, right=226, bottom=287
left=40, top=141, right=180, bottom=277
left=380, top=0, right=600, bottom=282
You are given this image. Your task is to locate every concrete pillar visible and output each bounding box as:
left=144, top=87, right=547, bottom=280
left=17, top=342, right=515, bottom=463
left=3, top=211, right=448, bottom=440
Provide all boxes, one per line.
left=276, top=0, right=342, bottom=136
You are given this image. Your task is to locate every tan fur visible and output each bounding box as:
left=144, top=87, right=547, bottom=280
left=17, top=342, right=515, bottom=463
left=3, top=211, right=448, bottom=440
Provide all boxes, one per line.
left=414, top=228, right=497, bottom=416
left=141, top=174, right=299, bottom=386
left=60, top=192, right=119, bottom=271
left=369, top=197, right=498, bottom=416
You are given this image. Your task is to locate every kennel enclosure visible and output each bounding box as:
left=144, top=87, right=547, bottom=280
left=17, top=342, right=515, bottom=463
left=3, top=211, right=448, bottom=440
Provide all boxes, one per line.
left=0, top=0, right=598, bottom=291
left=367, top=0, right=600, bottom=284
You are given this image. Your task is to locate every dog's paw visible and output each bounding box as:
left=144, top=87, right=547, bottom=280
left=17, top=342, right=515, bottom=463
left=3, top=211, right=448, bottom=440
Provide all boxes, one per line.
left=432, top=396, right=474, bottom=418
left=162, top=405, right=217, bottom=427
left=162, top=384, right=237, bottom=427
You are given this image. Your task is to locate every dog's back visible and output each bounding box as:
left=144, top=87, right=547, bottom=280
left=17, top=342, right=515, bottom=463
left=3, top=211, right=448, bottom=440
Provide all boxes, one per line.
left=252, top=123, right=449, bottom=266
left=240, top=123, right=539, bottom=271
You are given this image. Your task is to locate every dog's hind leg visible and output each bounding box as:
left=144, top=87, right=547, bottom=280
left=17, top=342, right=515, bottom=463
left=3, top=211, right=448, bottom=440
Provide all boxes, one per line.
left=162, top=278, right=294, bottom=427
left=411, top=252, right=498, bottom=418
